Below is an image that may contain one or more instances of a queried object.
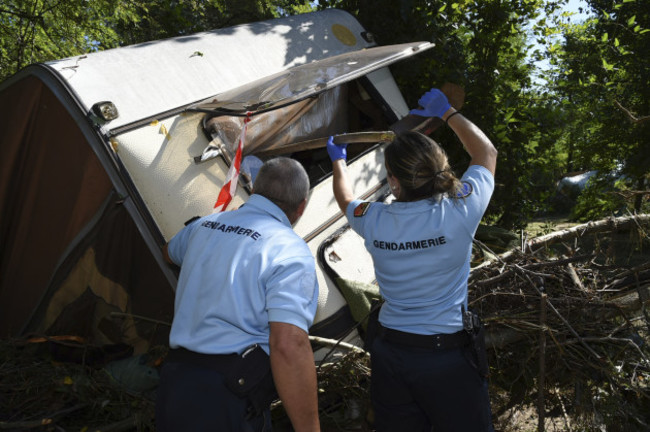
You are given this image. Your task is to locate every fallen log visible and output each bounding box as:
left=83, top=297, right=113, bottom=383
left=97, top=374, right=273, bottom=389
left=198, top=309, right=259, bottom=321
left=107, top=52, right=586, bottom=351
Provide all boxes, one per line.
left=528, top=213, right=649, bottom=249
left=494, top=214, right=650, bottom=262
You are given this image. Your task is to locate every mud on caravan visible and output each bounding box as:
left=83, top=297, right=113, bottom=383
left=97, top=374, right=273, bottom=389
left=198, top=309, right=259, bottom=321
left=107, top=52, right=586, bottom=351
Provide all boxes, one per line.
left=0, top=9, right=437, bottom=357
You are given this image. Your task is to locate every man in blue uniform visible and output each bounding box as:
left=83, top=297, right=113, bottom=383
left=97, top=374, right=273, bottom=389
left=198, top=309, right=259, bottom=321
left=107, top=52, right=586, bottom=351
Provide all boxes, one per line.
left=155, top=157, right=321, bottom=432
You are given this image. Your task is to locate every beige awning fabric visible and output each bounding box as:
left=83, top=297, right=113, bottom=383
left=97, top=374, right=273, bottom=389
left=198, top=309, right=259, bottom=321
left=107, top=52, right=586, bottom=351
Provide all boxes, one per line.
left=0, top=75, right=174, bottom=352
left=0, top=76, right=113, bottom=336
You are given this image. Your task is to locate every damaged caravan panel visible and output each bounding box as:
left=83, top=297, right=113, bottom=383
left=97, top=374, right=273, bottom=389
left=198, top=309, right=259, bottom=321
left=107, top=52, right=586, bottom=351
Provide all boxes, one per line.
left=0, top=9, right=431, bottom=354
left=140, top=41, right=433, bottom=239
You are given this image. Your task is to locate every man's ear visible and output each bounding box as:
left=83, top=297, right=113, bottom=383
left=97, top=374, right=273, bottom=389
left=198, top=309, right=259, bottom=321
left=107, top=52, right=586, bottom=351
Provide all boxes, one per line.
left=290, top=198, right=308, bottom=225
left=296, top=198, right=308, bottom=218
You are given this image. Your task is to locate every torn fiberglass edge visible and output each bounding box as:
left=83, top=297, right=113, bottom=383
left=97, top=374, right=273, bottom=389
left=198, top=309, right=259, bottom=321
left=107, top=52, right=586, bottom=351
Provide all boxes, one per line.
left=190, top=42, right=433, bottom=115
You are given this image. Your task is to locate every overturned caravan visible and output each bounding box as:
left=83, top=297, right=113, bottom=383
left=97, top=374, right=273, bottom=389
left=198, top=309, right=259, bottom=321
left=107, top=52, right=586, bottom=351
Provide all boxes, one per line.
left=0, top=9, right=434, bottom=356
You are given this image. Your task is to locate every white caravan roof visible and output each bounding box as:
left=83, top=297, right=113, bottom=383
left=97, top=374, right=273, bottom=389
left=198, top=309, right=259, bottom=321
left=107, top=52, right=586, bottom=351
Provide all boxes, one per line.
left=47, top=9, right=379, bottom=130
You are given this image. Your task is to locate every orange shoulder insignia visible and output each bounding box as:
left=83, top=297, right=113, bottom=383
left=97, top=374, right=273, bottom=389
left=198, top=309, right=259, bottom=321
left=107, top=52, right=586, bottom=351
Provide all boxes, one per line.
left=353, top=202, right=371, bottom=217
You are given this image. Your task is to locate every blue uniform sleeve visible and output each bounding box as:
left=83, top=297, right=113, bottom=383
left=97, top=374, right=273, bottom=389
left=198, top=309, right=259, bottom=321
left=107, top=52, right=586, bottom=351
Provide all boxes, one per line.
left=461, top=165, right=494, bottom=211
left=454, top=165, right=495, bottom=235
left=346, top=199, right=373, bottom=238
left=167, top=218, right=201, bottom=266
left=266, top=253, right=319, bottom=333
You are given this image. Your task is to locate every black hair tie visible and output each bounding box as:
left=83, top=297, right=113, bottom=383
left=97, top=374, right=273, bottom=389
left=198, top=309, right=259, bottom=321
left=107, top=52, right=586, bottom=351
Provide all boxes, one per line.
left=445, top=111, right=462, bottom=125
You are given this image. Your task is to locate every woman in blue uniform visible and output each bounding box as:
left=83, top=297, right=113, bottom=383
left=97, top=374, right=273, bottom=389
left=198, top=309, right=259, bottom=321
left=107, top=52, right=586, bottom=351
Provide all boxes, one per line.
left=328, top=88, right=497, bottom=431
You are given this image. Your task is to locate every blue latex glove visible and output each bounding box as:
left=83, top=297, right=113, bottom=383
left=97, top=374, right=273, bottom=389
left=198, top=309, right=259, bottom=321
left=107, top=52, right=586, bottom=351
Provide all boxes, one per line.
left=409, top=88, right=451, bottom=118
left=327, top=136, right=348, bottom=162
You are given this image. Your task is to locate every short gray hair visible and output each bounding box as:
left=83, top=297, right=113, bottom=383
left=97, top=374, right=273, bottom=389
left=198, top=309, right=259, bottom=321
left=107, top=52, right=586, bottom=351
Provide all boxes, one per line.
left=253, top=157, right=310, bottom=215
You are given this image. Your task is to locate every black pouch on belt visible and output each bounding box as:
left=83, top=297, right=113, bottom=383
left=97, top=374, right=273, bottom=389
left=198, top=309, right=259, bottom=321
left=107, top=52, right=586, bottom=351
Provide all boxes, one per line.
left=363, top=298, right=383, bottom=351
left=224, top=344, right=278, bottom=418
left=472, top=322, right=489, bottom=378
left=463, top=307, right=489, bottom=378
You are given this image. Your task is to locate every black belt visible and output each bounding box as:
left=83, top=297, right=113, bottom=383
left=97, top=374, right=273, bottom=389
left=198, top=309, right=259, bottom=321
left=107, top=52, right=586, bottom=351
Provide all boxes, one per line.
left=165, top=347, right=238, bottom=372
left=377, top=324, right=470, bottom=350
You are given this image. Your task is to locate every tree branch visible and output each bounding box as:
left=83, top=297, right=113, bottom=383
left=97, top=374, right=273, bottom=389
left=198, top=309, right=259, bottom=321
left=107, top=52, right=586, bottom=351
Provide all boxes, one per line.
left=614, top=100, right=650, bottom=124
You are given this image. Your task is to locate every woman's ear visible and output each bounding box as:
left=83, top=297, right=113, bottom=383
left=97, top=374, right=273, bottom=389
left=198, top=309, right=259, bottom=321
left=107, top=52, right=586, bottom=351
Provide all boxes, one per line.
left=386, top=164, right=401, bottom=199
left=388, top=176, right=401, bottom=199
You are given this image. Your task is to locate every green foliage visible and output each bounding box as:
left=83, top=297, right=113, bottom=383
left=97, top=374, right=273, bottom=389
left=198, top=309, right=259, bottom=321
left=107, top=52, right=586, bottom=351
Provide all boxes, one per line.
left=571, top=175, right=628, bottom=221
left=113, top=0, right=285, bottom=45
left=0, top=0, right=313, bottom=82
left=572, top=173, right=650, bottom=222
left=0, top=0, right=133, bottom=80
left=543, top=0, right=650, bottom=220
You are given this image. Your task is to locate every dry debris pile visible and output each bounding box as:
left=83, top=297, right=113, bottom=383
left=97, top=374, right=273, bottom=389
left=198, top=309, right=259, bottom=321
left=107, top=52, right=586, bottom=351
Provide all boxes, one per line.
left=471, top=214, right=650, bottom=431
left=0, top=338, right=159, bottom=431
left=301, top=214, right=650, bottom=431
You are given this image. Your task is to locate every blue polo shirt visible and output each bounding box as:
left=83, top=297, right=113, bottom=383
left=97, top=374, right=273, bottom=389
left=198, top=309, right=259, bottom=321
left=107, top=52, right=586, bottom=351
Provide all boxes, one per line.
left=167, top=194, right=318, bottom=355
left=347, top=165, right=494, bottom=335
